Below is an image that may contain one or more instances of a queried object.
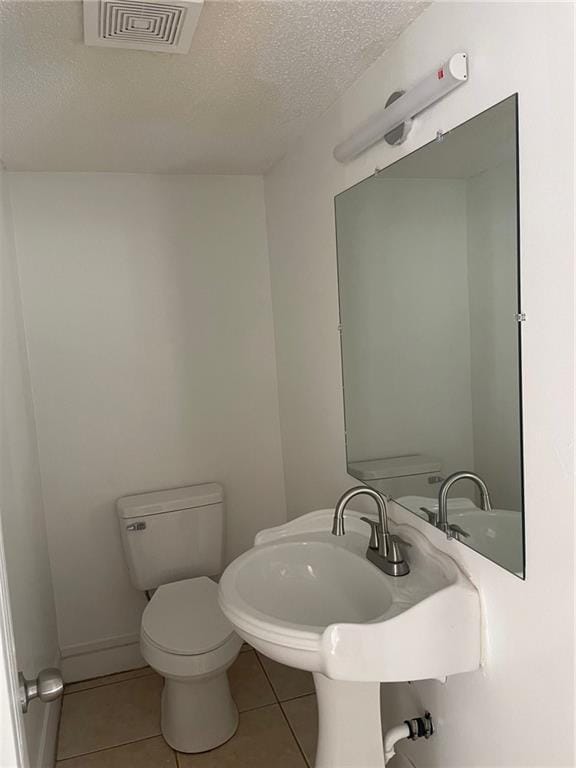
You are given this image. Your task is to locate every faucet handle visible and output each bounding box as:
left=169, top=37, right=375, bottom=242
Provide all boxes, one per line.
left=448, top=523, right=470, bottom=539
left=385, top=535, right=405, bottom=564
left=420, top=506, right=438, bottom=525
left=381, top=533, right=410, bottom=576
left=391, top=534, right=412, bottom=548
left=360, top=517, right=381, bottom=550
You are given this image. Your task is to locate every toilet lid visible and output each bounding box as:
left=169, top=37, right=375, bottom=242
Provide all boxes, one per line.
left=142, top=577, right=235, bottom=656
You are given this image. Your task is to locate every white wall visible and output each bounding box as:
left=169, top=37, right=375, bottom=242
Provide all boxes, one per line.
left=8, top=173, right=286, bottom=679
left=0, top=170, right=60, bottom=763
left=264, top=3, right=574, bottom=767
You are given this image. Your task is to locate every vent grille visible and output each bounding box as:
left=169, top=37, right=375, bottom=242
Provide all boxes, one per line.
left=83, top=0, right=204, bottom=54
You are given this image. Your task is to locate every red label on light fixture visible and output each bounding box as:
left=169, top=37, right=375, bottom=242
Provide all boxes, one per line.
left=437, top=68, right=444, bottom=79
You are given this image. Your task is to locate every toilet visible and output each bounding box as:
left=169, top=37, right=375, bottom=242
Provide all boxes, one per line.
left=117, top=483, right=242, bottom=753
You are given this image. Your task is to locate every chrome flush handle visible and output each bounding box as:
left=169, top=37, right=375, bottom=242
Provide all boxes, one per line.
left=126, top=521, right=146, bottom=532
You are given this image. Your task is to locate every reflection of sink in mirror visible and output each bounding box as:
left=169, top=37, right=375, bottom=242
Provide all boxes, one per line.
left=398, top=496, right=523, bottom=576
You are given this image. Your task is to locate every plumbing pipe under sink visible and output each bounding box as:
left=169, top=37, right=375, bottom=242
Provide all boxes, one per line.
left=385, top=713, right=434, bottom=763
left=385, top=723, right=411, bottom=763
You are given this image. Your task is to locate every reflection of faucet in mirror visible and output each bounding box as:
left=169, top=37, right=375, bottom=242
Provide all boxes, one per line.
left=438, top=471, right=492, bottom=539
left=420, top=506, right=438, bottom=525
left=332, top=486, right=410, bottom=576
left=420, top=505, right=471, bottom=541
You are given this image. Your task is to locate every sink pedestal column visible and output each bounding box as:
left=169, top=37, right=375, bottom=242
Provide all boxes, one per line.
left=313, top=673, right=385, bottom=768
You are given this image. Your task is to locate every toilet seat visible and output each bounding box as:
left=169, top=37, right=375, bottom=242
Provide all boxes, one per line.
left=140, top=576, right=242, bottom=680
left=142, top=576, right=235, bottom=656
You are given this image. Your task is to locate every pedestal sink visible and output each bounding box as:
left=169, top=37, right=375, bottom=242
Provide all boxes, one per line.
left=218, top=509, right=481, bottom=768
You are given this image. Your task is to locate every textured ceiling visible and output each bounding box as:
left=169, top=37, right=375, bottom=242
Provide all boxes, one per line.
left=0, top=0, right=429, bottom=173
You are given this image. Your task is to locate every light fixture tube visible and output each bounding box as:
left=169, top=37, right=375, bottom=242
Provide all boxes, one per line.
left=333, top=53, right=469, bottom=163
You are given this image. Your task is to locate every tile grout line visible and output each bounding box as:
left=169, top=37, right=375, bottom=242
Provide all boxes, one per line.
left=65, top=666, right=150, bottom=687
left=252, top=649, right=316, bottom=706
left=56, top=733, right=164, bottom=763
left=239, top=699, right=285, bottom=714
left=278, top=700, right=313, bottom=768
left=277, top=690, right=316, bottom=705
left=254, top=652, right=311, bottom=768
left=254, top=651, right=281, bottom=704
left=64, top=670, right=155, bottom=697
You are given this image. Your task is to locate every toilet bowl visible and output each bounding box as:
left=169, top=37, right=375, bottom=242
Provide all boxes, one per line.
left=140, top=576, right=243, bottom=752
left=117, top=483, right=241, bottom=753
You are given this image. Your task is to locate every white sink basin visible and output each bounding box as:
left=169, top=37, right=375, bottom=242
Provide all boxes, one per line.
left=219, top=509, right=481, bottom=768
left=230, top=540, right=393, bottom=628
left=219, top=509, right=480, bottom=682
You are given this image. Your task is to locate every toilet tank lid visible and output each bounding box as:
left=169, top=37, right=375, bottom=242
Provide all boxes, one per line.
left=347, top=455, right=441, bottom=480
left=117, top=483, right=223, bottom=519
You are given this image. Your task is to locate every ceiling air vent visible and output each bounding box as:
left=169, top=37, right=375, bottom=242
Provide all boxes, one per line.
left=83, top=0, right=204, bottom=54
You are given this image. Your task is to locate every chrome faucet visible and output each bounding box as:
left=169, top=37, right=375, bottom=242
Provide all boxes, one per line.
left=438, top=471, right=492, bottom=539
left=332, top=486, right=410, bottom=577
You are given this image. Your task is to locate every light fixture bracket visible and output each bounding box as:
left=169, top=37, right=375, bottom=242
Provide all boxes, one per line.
left=334, top=52, right=468, bottom=163
left=383, top=91, right=412, bottom=146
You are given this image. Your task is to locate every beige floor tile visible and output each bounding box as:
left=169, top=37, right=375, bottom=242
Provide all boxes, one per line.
left=56, top=736, right=175, bottom=767
left=228, top=651, right=275, bottom=712
left=65, top=667, right=155, bottom=694
left=177, top=704, right=306, bottom=768
left=257, top=653, right=315, bottom=701
left=57, top=675, right=163, bottom=759
left=282, top=695, right=318, bottom=767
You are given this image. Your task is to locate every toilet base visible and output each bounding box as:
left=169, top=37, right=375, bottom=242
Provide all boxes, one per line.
left=161, top=671, right=239, bottom=753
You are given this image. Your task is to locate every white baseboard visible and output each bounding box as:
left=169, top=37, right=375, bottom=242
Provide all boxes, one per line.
left=60, top=634, right=144, bottom=683
left=60, top=632, right=141, bottom=659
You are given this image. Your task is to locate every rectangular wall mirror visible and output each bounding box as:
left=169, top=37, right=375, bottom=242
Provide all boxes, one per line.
left=335, top=95, right=525, bottom=577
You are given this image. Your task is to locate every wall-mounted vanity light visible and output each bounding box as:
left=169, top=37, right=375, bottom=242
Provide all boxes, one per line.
left=333, top=52, right=469, bottom=163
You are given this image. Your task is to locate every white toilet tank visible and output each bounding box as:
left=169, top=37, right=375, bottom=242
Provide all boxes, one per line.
left=117, top=483, right=225, bottom=591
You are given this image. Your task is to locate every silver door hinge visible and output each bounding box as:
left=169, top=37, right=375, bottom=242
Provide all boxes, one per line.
left=515, top=313, right=526, bottom=322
